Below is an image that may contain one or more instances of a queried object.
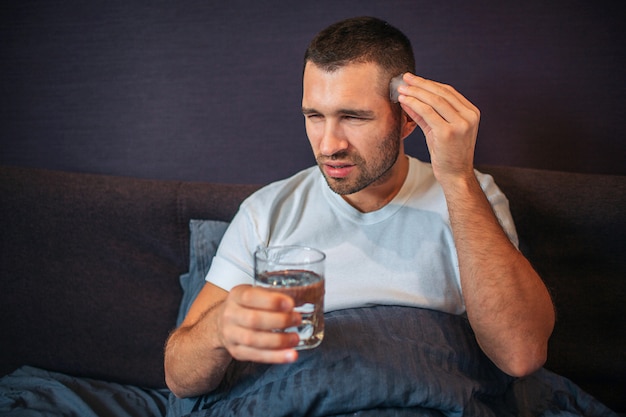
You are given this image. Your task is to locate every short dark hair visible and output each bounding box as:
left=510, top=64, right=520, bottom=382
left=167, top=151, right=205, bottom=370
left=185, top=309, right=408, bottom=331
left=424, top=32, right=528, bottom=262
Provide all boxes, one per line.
left=304, top=16, right=416, bottom=80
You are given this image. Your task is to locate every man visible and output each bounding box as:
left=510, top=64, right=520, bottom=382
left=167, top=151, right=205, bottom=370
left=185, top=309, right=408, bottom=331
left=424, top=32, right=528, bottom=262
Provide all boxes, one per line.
left=164, top=16, right=555, bottom=399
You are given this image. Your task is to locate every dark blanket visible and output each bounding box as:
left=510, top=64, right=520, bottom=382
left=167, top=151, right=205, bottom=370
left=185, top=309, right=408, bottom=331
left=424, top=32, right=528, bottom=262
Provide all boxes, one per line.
left=0, top=367, right=169, bottom=417
left=0, top=306, right=617, bottom=416
left=167, top=306, right=617, bottom=417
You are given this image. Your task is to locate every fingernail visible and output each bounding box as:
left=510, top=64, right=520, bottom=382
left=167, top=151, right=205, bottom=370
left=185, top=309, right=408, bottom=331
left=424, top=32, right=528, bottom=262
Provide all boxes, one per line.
left=286, top=349, right=298, bottom=362
left=281, top=299, right=293, bottom=310
left=406, top=73, right=420, bottom=81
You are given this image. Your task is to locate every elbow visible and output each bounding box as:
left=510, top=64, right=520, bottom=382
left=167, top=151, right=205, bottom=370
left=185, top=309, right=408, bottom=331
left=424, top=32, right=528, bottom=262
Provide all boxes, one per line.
left=492, top=311, right=555, bottom=378
left=498, top=343, right=548, bottom=378
left=164, top=356, right=214, bottom=399
left=165, top=366, right=212, bottom=399
left=504, top=315, right=555, bottom=377
left=164, top=356, right=189, bottom=399
left=164, top=352, right=224, bottom=398
left=501, top=354, right=546, bottom=378
left=163, top=345, right=202, bottom=399
left=478, top=330, right=551, bottom=378
left=165, top=380, right=201, bottom=400
left=164, top=337, right=187, bottom=398
left=165, top=375, right=186, bottom=399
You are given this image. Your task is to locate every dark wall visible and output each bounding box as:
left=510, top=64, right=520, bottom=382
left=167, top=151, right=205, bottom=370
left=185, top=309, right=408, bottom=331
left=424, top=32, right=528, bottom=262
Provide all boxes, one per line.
left=2, top=0, right=624, bottom=184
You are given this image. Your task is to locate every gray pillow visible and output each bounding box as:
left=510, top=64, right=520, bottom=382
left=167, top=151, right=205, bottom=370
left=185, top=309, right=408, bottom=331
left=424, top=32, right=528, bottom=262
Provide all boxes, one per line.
left=176, top=219, right=229, bottom=326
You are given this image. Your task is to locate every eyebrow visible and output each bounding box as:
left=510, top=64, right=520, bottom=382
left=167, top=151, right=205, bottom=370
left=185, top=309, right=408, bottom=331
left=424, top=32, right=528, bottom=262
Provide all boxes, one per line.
left=301, top=107, right=375, bottom=118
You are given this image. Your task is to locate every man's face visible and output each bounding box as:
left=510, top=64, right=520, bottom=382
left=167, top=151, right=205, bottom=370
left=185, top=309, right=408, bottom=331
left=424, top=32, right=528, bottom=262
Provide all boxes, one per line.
left=302, top=61, right=405, bottom=197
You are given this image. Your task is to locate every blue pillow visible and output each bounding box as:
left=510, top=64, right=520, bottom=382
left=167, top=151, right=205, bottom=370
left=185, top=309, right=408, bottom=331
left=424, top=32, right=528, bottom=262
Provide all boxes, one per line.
left=176, top=220, right=229, bottom=327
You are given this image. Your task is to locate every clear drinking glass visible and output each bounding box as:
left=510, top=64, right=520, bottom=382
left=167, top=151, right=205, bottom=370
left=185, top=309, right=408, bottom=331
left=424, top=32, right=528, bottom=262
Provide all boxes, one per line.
left=254, top=245, right=325, bottom=350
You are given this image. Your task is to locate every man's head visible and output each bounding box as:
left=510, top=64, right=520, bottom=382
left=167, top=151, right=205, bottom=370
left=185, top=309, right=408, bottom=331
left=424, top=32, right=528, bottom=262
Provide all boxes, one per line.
left=302, top=17, right=418, bottom=211
left=304, top=16, right=415, bottom=99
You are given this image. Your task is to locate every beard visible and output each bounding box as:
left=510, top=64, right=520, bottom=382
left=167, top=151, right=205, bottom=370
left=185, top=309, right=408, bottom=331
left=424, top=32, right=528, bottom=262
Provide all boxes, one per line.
left=317, top=125, right=402, bottom=196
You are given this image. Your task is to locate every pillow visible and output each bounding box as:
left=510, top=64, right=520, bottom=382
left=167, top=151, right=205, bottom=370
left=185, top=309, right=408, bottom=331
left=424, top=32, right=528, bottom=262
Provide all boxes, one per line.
left=176, top=219, right=229, bottom=326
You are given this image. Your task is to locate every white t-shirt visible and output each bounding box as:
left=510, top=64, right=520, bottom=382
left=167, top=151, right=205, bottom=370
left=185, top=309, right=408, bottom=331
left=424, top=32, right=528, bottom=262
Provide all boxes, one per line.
left=206, top=156, right=518, bottom=315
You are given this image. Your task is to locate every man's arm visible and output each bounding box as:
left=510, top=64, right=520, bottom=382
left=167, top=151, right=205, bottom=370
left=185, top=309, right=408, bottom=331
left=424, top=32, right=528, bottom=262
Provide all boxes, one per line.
left=443, top=174, right=555, bottom=375
left=397, top=73, right=555, bottom=376
left=164, top=282, right=302, bottom=398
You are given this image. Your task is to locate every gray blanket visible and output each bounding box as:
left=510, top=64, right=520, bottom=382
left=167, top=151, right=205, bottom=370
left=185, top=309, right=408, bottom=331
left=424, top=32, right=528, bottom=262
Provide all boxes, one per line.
left=167, top=306, right=617, bottom=417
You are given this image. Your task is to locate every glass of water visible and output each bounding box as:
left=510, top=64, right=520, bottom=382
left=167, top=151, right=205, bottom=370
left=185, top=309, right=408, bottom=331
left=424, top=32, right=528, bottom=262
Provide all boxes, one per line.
left=254, top=245, right=325, bottom=350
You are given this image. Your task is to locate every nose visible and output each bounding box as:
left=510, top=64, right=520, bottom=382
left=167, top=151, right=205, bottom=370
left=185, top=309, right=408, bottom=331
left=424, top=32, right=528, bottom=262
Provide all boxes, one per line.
left=318, top=120, right=349, bottom=157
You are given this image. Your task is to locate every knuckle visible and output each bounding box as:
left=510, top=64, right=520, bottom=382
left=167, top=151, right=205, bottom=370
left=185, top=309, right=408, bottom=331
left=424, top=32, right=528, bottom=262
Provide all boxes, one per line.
left=236, top=286, right=255, bottom=305
left=221, top=301, right=239, bottom=324
left=456, top=119, right=470, bottom=132
left=240, top=308, right=261, bottom=328
left=432, top=94, right=447, bottom=108
left=239, top=331, right=257, bottom=347
left=438, top=82, right=454, bottom=94
left=229, top=345, right=247, bottom=361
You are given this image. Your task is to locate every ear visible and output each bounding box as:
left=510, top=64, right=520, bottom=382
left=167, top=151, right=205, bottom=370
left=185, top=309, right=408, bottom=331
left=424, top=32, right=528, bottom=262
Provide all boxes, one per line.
left=400, top=111, right=418, bottom=140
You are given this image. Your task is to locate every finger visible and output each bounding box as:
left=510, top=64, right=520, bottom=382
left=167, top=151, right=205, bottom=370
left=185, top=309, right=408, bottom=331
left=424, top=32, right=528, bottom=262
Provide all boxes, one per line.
left=402, top=73, right=477, bottom=115
left=230, top=284, right=295, bottom=312
left=237, top=308, right=303, bottom=332
left=399, top=85, right=465, bottom=127
left=223, top=320, right=301, bottom=348
left=399, top=94, right=442, bottom=127
left=399, top=74, right=479, bottom=125
left=222, top=323, right=301, bottom=363
left=223, top=300, right=302, bottom=332
left=399, top=92, right=479, bottom=145
left=229, top=343, right=299, bottom=364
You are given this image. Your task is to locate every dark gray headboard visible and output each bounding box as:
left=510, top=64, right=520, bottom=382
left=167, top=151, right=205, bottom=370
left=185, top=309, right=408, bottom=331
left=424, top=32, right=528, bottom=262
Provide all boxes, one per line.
left=2, top=1, right=624, bottom=183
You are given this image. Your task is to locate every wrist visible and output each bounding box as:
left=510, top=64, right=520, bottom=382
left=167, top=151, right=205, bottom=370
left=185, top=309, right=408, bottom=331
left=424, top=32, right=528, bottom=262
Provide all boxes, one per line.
left=437, top=169, right=479, bottom=197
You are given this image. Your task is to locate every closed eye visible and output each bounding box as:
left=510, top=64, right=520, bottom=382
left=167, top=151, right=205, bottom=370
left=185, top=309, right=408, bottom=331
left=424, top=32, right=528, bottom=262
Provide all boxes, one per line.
left=341, top=114, right=373, bottom=125
left=304, top=114, right=323, bottom=122
left=340, top=109, right=375, bottom=122
left=302, top=107, right=323, bottom=120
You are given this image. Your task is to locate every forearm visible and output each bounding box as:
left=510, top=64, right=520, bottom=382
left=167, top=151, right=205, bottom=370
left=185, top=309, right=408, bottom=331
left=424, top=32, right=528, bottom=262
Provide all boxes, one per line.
left=443, top=173, right=555, bottom=376
left=164, top=302, right=233, bottom=398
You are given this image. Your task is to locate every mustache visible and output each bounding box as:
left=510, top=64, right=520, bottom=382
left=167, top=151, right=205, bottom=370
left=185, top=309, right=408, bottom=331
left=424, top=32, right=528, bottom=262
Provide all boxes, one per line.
left=316, top=151, right=352, bottom=163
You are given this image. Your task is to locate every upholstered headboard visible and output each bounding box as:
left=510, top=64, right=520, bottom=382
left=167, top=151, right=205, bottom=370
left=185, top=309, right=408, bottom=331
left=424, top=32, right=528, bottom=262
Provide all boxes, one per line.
left=1, top=1, right=624, bottom=183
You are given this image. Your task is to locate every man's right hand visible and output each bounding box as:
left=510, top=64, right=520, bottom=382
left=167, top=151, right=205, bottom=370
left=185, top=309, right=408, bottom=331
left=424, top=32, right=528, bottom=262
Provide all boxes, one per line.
left=164, top=282, right=301, bottom=398
left=219, top=284, right=302, bottom=363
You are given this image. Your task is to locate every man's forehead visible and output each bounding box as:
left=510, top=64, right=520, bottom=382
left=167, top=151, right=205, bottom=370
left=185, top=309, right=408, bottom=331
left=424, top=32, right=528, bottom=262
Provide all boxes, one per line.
left=303, top=61, right=388, bottom=101
left=304, top=60, right=386, bottom=80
